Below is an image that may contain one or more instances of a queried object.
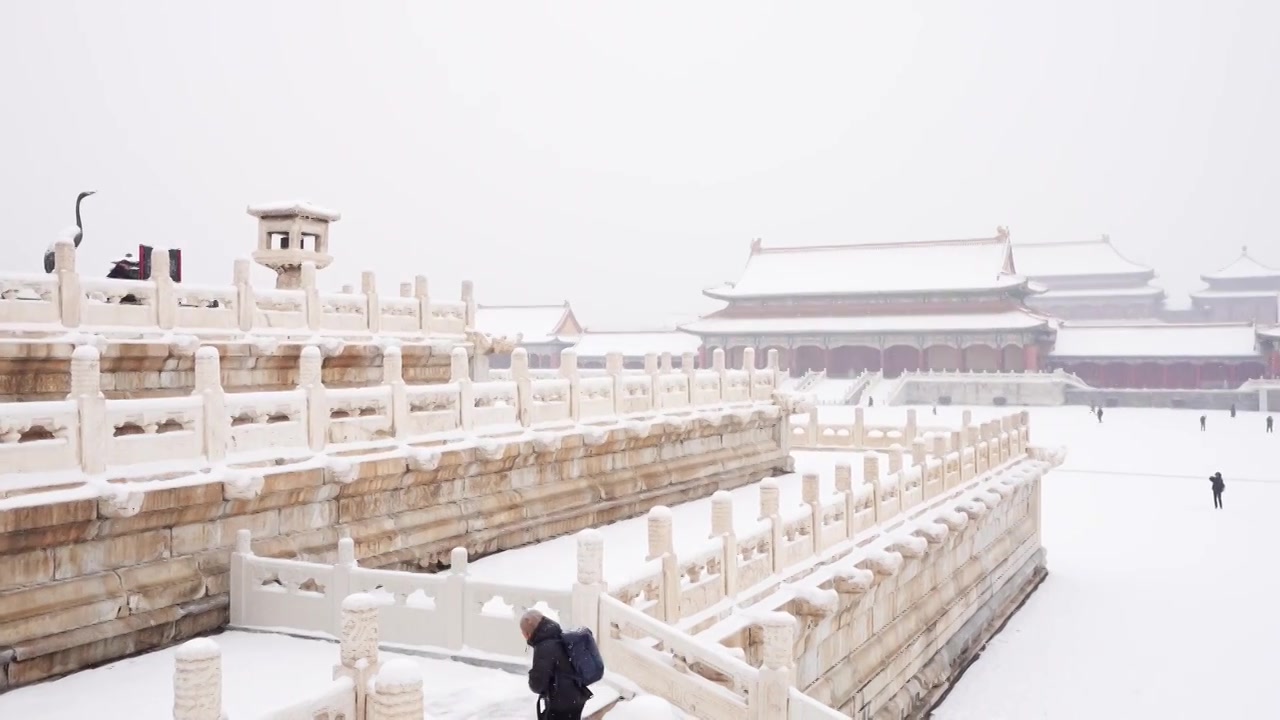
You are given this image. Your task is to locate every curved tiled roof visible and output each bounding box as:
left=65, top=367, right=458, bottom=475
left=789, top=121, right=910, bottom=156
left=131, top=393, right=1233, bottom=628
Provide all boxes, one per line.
left=681, top=310, right=1050, bottom=336
left=475, top=303, right=577, bottom=344
left=1013, top=236, right=1153, bottom=280
left=1201, top=247, right=1280, bottom=283
left=704, top=233, right=1024, bottom=299
left=1050, top=322, right=1260, bottom=359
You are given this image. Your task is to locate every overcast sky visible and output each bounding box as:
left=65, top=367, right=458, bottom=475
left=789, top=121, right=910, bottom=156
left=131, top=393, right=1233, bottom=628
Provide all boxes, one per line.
left=2, top=1, right=1278, bottom=327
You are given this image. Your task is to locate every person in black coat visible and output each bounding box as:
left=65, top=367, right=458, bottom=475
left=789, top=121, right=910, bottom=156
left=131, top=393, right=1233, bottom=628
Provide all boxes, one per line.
left=522, top=610, right=589, bottom=720
left=1210, top=472, right=1225, bottom=509
left=1267, top=415, right=1273, bottom=433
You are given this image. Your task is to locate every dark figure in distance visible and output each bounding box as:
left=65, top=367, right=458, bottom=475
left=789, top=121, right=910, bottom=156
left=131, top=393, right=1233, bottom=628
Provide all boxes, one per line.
left=1210, top=472, right=1225, bottom=509
left=1095, top=407, right=1103, bottom=423
left=1230, top=404, right=1237, bottom=418
left=1267, top=416, right=1273, bottom=433
left=522, top=610, right=589, bottom=720
left=1200, top=415, right=1207, bottom=432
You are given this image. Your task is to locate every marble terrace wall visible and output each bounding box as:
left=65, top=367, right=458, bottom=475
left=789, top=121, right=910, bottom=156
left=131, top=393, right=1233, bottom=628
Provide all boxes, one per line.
left=0, top=339, right=458, bottom=401
left=0, top=412, right=788, bottom=691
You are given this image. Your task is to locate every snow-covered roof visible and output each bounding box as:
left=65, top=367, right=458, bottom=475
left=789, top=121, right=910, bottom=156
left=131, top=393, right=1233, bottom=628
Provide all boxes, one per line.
left=1032, top=286, right=1165, bottom=300
left=681, top=310, right=1050, bottom=336
left=475, top=303, right=575, bottom=345
left=1013, top=237, right=1153, bottom=280
left=1200, top=247, right=1280, bottom=283
left=1189, top=289, right=1280, bottom=300
left=1051, top=323, right=1260, bottom=359
left=571, top=330, right=702, bottom=358
left=705, top=234, right=1024, bottom=299
left=246, top=201, right=342, bottom=222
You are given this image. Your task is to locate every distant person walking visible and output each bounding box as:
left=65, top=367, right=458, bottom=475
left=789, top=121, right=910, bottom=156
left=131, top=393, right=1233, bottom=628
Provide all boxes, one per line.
left=1210, top=472, right=1225, bottom=509
left=1095, top=407, right=1103, bottom=423
left=1230, top=404, right=1237, bottom=418
left=1267, top=416, right=1274, bottom=433
left=1200, top=415, right=1207, bottom=432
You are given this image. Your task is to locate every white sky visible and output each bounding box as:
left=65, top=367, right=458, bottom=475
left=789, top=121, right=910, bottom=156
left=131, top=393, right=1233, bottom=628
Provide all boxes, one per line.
left=2, top=1, right=1278, bottom=328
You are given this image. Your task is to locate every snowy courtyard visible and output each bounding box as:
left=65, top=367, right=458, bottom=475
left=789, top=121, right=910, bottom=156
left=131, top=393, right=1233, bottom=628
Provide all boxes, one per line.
left=2, top=404, right=1276, bottom=718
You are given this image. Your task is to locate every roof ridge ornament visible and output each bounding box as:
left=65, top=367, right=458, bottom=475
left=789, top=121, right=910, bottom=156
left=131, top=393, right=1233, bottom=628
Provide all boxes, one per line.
left=996, top=226, right=1010, bottom=240
left=750, top=238, right=763, bottom=254
left=1100, top=233, right=1111, bottom=243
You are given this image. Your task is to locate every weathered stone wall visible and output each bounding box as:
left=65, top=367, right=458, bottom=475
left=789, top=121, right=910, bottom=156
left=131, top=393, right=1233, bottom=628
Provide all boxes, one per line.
left=0, top=413, right=787, bottom=690
left=0, top=340, right=457, bottom=401
left=780, top=474, right=1044, bottom=718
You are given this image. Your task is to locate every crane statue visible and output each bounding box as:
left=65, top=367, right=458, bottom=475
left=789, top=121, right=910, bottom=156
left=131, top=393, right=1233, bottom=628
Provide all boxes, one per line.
left=43, top=190, right=96, bottom=273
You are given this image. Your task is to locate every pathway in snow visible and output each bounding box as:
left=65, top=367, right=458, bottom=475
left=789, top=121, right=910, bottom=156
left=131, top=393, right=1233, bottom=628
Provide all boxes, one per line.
left=931, top=405, right=1280, bottom=719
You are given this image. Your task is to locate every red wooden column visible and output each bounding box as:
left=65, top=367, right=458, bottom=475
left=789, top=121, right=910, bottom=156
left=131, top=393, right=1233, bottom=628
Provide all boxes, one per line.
left=1161, top=364, right=1170, bottom=389
left=1269, top=349, right=1280, bottom=378
left=1023, top=344, right=1040, bottom=372
left=823, top=347, right=833, bottom=373
left=1194, top=364, right=1202, bottom=389
left=1227, top=364, right=1238, bottom=388
left=786, top=347, right=797, bottom=376
left=699, top=345, right=709, bottom=369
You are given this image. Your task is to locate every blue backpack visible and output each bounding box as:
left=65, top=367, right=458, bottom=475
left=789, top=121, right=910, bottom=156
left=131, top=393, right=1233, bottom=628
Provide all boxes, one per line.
left=561, top=627, right=605, bottom=686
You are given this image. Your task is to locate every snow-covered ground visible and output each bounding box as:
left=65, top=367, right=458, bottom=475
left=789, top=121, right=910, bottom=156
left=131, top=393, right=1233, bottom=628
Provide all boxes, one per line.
left=6, top=403, right=1276, bottom=718
left=929, top=405, right=1280, bottom=720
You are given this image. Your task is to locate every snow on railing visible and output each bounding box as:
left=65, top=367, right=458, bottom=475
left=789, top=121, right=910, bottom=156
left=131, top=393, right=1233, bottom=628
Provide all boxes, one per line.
left=0, top=238, right=476, bottom=339
left=231, top=532, right=572, bottom=661
left=174, top=602, right=422, bottom=720
left=795, top=369, right=825, bottom=392
left=0, top=343, right=787, bottom=486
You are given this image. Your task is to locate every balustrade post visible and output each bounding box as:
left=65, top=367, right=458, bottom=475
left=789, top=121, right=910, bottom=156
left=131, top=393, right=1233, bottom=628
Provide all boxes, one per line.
left=151, top=248, right=176, bottom=330
left=712, top=348, right=727, bottom=402
left=759, top=478, right=784, bottom=573
left=646, top=507, right=679, bottom=621
left=681, top=351, right=697, bottom=374
left=336, top=593, right=382, bottom=720
left=233, top=259, right=255, bottom=332
left=753, top=613, right=795, bottom=719
left=573, top=530, right=605, bottom=638
left=230, top=530, right=253, bottom=626
left=443, top=547, right=467, bottom=651
left=802, top=473, right=822, bottom=554
left=659, top=352, right=674, bottom=372
left=911, top=439, right=927, bottom=468
left=368, top=659, right=424, bottom=720
left=853, top=407, right=866, bottom=446
left=383, top=346, right=408, bottom=439
left=644, top=352, right=659, bottom=376
left=605, top=352, right=625, bottom=414
left=414, top=275, right=430, bottom=334
left=193, top=346, right=227, bottom=463
left=301, top=261, right=320, bottom=331
left=69, top=345, right=105, bottom=475
left=766, top=348, right=781, bottom=388
left=904, top=408, right=918, bottom=443
left=399, top=282, right=413, bottom=298
left=559, top=349, right=580, bottom=421
left=450, top=348, right=474, bottom=430
left=54, top=240, right=81, bottom=328
left=806, top=406, right=819, bottom=447
left=330, top=537, right=356, bottom=630
left=173, top=639, right=224, bottom=720
left=835, top=463, right=855, bottom=536
left=710, top=490, right=738, bottom=596
left=511, top=348, right=532, bottom=427
left=363, top=270, right=381, bottom=334
left=887, top=444, right=903, bottom=474
left=298, top=345, right=328, bottom=452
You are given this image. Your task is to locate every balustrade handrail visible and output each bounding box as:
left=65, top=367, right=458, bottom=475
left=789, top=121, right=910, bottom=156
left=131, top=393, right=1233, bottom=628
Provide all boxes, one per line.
left=0, top=238, right=477, bottom=339
left=0, top=341, right=788, bottom=485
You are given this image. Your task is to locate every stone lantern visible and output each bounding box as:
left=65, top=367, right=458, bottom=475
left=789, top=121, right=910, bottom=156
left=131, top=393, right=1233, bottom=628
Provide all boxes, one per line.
left=247, top=201, right=341, bottom=289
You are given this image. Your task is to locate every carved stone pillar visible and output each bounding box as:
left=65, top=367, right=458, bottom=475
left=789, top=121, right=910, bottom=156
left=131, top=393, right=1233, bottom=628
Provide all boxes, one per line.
left=173, top=639, right=224, bottom=720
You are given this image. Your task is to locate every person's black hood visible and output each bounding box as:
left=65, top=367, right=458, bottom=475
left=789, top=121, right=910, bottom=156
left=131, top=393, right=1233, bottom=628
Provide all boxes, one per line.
left=527, top=616, right=563, bottom=648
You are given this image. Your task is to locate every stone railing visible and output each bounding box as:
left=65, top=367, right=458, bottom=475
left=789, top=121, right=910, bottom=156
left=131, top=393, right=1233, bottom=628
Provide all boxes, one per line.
left=794, top=369, right=826, bottom=392
left=231, top=532, right=573, bottom=660
left=611, top=413, right=1030, bottom=627
left=0, top=343, right=781, bottom=481
left=175, top=595, right=434, bottom=720
left=789, top=408, right=1028, bottom=452
left=0, top=239, right=474, bottom=339
left=900, top=367, right=1089, bottom=386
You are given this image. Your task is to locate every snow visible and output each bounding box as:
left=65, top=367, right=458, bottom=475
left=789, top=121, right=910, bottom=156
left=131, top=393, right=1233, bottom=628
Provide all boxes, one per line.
left=790, top=584, right=839, bottom=612
left=608, top=694, right=686, bottom=719
left=570, top=329, right=702, bottom=358
left=474, top=304, right=569, bottom=344
left=0, top=631, right=543, bottom=719
left=648, top=505, right=672, bottom=521
left=1013, top=238, right=1152, bottom=279
left=376, top=658, right=423, bottom=688
left=341, top=592, right=384, bottom=612
left=1051, top=322, right=1260, bottom=359
left=173, top=637, right=221, bottom=660
left=680, top=310, right=1048, bottom=335
left=246, top=200, right=341, bottom=221
left=708, top=236, right=1020, bottom=298
left=1201, top=248, right=1280, bottom=281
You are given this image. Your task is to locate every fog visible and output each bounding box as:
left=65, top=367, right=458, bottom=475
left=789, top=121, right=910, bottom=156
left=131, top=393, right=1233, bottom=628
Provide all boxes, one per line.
left=2, top=0, right=1277, bottom=326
